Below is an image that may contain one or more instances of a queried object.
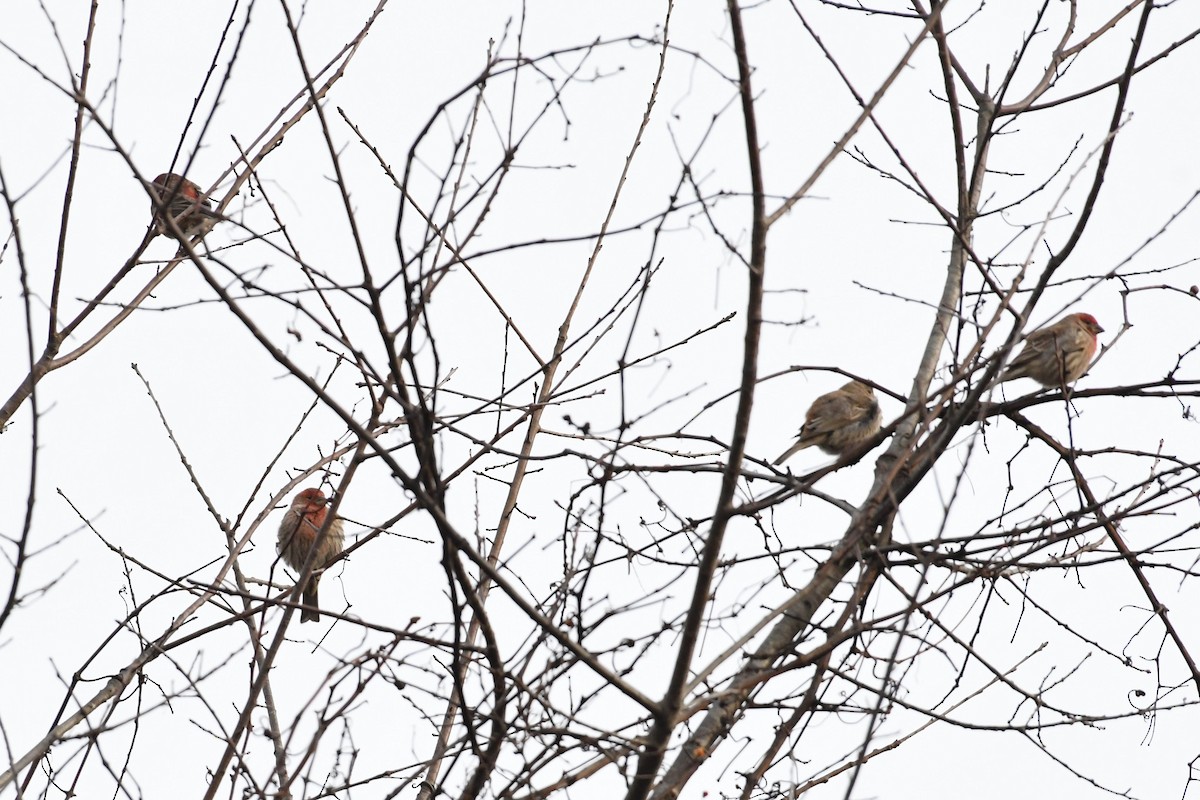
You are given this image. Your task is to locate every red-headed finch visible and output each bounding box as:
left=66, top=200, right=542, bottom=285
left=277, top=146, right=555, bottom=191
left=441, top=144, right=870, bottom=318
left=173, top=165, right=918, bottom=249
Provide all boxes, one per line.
left=277, top=488, right=345, bottom=623
left=150, top=173, right=215, bottom=237
left=999, top=312, right=1104, bottom=388
left=775, top=380, right=882, bottom=465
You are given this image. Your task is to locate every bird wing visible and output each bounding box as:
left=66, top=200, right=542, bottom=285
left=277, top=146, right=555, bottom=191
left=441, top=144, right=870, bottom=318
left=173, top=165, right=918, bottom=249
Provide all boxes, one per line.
left=277, top=510, right=300, bottom=550
left=773, top=398, right=836, bottom=464
left=1018, top=325, right=1088, bottom=366
left=803, top=392, right=868, bottom=437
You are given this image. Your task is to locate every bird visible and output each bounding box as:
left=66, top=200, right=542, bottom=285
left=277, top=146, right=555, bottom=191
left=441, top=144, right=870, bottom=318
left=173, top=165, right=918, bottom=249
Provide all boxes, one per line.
left=774, top=380, right=882, bottom=465
left=277, top=488, right=345, bottom=623
left=999, top=312, right=1104, bottom=388
left=149, top=173, right=215, bottom=238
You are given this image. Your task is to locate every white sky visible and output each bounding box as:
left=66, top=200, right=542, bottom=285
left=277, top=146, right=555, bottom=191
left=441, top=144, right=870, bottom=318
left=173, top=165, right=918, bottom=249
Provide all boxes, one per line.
left=2, top=1, right=1200, bottom=798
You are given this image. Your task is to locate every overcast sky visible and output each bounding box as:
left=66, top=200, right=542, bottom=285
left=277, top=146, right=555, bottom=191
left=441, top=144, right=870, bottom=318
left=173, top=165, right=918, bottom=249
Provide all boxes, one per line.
left=3, top=2, right=1200, bottom=798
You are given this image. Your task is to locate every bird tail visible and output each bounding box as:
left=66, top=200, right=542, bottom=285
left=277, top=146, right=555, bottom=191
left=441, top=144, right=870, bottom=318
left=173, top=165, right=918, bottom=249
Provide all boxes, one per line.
left=301, top=580, right=321, bottom=624
left=996, top=362, right=1023, bottom=385
left=774, top=440, right=810, bottom=465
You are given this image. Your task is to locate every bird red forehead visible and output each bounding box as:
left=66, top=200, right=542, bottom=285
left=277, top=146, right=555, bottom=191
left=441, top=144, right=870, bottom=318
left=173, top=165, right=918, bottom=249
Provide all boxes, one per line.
left=1075, top=313, right=1098, bottom=326
left=295, top=488, right=326, bottom=504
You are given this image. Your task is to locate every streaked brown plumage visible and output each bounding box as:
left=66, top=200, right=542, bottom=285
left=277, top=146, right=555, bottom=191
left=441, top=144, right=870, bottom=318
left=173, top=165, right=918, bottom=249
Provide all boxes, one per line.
left=1000, top=312, right=1104, bottom=388
left=150, top=173, right=214, bottom=237
left=775, top=380, right=882, bottom=464
left=277, top=488, right=345, bottom=623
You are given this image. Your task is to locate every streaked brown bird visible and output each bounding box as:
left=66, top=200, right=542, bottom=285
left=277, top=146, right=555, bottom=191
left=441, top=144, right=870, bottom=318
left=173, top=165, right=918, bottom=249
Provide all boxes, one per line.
left=277, top=488, right=345, bottom=623
left=149, top=173, right=215, bottom=237
left=774, top=380, right=882, bottom=465
left=999, top=312, right=1104, bottom=388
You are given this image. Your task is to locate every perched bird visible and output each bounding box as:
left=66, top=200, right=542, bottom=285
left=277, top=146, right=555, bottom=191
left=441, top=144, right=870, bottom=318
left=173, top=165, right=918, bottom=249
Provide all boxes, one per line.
left=277, top=488, right=345, bottom=623
left=149, top=173, right=215, bottom=237
left=775, top=380, right=882, bottom=465
left=999, top=312, right=1104, bottom=388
